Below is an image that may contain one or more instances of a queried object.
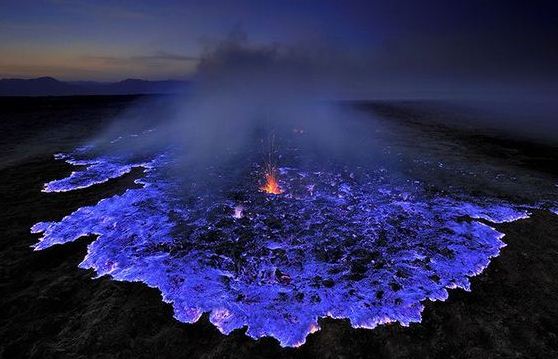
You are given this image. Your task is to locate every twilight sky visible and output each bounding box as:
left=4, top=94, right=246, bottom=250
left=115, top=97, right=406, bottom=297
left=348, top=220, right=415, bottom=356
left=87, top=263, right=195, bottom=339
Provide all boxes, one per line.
left=1, top=0, right=557, bottom=93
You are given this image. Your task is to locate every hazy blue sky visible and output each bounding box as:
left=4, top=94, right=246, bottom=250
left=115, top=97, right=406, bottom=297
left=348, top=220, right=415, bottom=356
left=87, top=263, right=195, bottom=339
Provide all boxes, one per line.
left=1, top=0, right=556, bottom=88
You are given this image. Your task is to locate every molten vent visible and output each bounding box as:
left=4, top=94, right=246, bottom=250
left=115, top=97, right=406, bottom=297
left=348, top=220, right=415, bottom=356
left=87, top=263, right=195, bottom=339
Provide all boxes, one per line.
left=260, top=167, right=283, bottom=195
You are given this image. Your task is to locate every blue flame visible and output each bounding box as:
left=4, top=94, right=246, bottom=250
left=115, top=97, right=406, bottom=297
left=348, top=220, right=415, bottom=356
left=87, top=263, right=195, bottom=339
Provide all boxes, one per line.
left=31, top=142, right=553, bottom=347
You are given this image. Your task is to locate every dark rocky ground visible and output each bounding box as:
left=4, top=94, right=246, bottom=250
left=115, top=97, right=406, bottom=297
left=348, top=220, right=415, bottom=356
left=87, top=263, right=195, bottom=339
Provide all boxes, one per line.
left=1, top=96, right=558, bottom=358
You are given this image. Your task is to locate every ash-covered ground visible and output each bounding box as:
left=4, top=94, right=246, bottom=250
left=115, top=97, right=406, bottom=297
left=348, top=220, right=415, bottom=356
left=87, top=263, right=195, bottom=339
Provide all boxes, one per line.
left=1, top=96, right=558, bottom=358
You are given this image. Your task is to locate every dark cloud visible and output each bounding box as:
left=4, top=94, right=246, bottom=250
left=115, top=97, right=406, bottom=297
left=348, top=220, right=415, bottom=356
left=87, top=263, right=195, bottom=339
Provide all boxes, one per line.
left=84, top=52, right=199, bottom=66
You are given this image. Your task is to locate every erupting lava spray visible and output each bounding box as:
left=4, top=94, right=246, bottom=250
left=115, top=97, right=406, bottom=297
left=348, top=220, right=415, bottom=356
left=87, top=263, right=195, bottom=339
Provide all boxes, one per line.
left=260, top=164, right=283, bottom=194
left=260, top=132, right=283, bottom=195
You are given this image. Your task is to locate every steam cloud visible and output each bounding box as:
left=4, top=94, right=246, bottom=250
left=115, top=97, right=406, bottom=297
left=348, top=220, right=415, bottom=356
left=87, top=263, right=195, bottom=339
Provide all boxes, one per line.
left=94, top=28, right=558, bottom=174
left=95, top=31, right=385, bottom=182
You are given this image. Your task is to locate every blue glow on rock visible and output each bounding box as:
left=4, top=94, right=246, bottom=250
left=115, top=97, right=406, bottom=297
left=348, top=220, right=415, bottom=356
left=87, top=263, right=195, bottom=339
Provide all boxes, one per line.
left=31, top=144, right=553, bottom=347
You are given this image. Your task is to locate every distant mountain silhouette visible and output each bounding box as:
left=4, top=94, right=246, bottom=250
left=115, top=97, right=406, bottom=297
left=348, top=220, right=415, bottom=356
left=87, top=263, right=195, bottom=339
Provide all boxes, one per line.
left=0, top=77, right=189, bottom=96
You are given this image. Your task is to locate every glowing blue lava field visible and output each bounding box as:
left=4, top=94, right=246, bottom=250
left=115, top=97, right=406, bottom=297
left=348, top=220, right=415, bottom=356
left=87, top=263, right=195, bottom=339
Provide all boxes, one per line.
left=31, top=135, right=557, bottom=347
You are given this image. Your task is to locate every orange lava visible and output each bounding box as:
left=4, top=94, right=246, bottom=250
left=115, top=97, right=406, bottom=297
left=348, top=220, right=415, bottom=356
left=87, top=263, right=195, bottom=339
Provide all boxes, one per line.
left=260, top=170, right=283, bottom=195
